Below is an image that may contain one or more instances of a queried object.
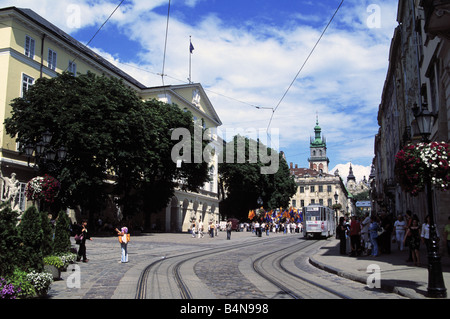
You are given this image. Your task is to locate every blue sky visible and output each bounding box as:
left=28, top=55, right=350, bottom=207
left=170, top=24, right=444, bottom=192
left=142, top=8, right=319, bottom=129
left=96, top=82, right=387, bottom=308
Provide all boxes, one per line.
left=1, top=0, right=400, bottom=181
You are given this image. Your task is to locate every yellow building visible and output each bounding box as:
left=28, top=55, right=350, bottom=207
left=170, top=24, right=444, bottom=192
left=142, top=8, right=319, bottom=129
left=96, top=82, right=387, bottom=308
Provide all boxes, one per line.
left=0, top=7, right=222, bottom=232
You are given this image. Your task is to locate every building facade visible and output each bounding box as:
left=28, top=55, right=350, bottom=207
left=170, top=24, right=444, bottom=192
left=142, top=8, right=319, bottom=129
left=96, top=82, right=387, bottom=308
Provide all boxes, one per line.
left=0, top=7, right=222, bottom=232
left=373, top=0, right=450, bottom=252
left=289, top=119, right=355, bottom=218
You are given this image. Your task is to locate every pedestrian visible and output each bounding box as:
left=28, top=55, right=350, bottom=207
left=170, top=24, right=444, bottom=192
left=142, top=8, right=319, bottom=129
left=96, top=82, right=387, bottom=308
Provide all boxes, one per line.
left=405, top=210, right=413, bottom=262
left=394, top=215, right=407, bottom=251
left=368, top=215, right=380, bottom=257
left=226, top=220, right=232, bottom=240
left=76, top=220, right=92, bottom=262
left=403, top=217, right=421, bottom=266
left=421, top=215, right=439, bottom=253
left=349, top=216, right=361, bottom=256
left=190, top=220, right=196, bottom=238
left=116, top=226, right=130, bottom=263
left=254, top=221, right=260, bottom=237
left=198, top=219, right=204, bottom=238
left=379, top=212, right=393, bottom=254
left=337, top=217, right=348, bottom=255
left=209, top=222, right=215, bottom=238
left=444, top=216, right=450, bottom=256
left=360, top=212, right=371, bottom=255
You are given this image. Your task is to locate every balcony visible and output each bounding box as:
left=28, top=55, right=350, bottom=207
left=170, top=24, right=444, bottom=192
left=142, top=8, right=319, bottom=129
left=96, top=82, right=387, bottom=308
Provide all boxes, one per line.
left=420, top=0, right=450, bottom=37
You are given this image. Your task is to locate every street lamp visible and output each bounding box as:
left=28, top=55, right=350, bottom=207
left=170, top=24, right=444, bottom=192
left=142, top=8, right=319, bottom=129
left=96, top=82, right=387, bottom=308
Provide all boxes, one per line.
left=334, top=191, right=339, bottom=225
left=24, top=131, right=67, bottom=171
left=413, top=104, right=447, bottom=298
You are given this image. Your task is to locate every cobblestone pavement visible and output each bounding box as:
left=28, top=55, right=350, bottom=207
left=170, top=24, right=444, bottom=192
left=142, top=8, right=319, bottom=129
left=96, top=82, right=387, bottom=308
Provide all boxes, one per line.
left=47, top=231, right=448, bottom=300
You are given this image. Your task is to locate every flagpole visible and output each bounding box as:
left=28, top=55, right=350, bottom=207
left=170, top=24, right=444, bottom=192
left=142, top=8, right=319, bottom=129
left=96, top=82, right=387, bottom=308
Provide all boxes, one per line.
left=189, top=36, right=192, bottom=84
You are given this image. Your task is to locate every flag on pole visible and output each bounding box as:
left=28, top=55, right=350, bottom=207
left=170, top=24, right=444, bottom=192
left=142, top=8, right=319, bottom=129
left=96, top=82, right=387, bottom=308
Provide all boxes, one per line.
left=190, top=41, right=195, bottom=54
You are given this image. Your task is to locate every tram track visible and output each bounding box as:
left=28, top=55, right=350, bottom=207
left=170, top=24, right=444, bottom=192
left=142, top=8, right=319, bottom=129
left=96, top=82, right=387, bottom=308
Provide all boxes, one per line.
left=136, top=235, right=289, bottom=299
left=251, top=239, right=352, bottom=299
left=136, top=235, right=354, bottom=300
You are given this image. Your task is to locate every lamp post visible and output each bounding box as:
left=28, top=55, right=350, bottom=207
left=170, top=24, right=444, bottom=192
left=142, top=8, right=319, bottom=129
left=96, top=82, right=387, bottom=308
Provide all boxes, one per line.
left=24, top=130, right=67, bottom=172
left=334, top=191, right=339, bottom=226
left=413, top=104, right=447, bottom=298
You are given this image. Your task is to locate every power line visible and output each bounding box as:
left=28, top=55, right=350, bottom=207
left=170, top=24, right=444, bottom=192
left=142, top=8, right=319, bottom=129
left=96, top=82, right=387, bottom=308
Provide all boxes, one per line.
left=266, top=0, right=344, bottom=133
left=160, top=0, right=171, bottom=88
left=65, top=0, right=126, bottom=72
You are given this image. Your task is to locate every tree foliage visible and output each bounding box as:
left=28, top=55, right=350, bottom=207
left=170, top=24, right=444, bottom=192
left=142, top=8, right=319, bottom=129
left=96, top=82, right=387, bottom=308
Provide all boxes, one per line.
left=18, top=206, right=44, bottom=272
left=219, top=135, right=296, bottom=220
left=5, top=72, right=209, bottom=223
left=0, top=202, right=22, bottom=276
left=52, top=211, right=72, bottom=254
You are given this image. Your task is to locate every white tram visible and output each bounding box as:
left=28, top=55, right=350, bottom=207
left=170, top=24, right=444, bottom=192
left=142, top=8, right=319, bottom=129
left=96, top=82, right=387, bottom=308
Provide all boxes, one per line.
left=302, top=204, right=336, bottom=239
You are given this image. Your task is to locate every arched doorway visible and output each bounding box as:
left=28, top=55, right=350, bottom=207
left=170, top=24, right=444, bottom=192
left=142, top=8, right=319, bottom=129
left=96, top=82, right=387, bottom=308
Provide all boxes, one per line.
left=170, top=197, right=180, bottom=232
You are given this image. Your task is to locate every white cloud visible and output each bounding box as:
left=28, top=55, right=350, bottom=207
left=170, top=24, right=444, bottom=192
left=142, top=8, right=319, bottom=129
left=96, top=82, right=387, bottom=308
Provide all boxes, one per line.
left=0, top=0, right=399, bottom=168
left=330, top=162, right=372, bottom=184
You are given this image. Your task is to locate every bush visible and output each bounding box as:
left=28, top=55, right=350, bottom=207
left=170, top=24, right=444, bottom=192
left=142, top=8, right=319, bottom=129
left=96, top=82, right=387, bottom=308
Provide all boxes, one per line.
left=18, top=206, right=43, bottom=272
left=57, top=252, right=77, bottom=268
left=41, top=211, right=54, bottom=257
left=0, top=276, right=21, bottom=299
left=26, top=271, right=52, bottom=297
left=43, top=256, right=64, bottom=269
left=7, top=269, right=35, bottom=299
left=0, top=202, right=23, bottom=276
left=53, top=211, right=72, bottom=254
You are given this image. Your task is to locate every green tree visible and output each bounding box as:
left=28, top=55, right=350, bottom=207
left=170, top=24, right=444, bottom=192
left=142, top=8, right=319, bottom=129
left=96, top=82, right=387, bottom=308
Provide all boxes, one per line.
left=0, top=202, right=22, bottom=276
left=18, top=206, right=43, bottom=272
left=5, top=72, right=209, bottom=226
left=53, top=211, right=71, bottom=254
left=219, top=135, right=296, bottom=220
left=40, top=211, right=54, bottom=257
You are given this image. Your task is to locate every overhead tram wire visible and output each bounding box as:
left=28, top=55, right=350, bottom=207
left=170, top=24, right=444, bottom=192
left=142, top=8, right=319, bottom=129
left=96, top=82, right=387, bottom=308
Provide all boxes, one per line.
left=160, top=0, right=171, bottom=89
left=266, top=0, right=345, bottom=138
left=64, top=0, right=126, bottom=72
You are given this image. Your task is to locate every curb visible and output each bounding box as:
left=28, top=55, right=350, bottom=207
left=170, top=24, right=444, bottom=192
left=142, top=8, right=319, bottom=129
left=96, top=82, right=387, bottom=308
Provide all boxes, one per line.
left=308, top=256, right=424, bottom=299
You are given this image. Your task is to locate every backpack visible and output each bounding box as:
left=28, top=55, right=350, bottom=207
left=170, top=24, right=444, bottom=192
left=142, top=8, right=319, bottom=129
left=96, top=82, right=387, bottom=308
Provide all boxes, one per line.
left=118, top=234, right=131, bottom=244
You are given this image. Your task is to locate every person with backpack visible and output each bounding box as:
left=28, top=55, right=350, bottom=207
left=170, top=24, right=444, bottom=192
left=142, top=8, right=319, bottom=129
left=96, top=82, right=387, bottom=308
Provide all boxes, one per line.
left=116, top=226, right=130, bottom=263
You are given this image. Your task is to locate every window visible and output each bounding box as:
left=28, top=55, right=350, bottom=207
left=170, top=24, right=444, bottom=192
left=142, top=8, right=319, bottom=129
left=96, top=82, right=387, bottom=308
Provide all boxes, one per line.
left=68, top=61, right=77, bottom=75
left=319, top=199, right=323, bottom=205
left=300, top=186, right=304, bottom=193
left=310, top=199, right=315, bottom=205
left=310, top=185, right=315, bottom=192
left=48, top=49, right=57, bottom=71
left=328, top=198, right=332, bottom=207
left=25, top=35, right=35, bottom=58
left=292, top=200, right=296, bottom=207
left=327, top=185, right=332, bottom=193
left=300, top=200, right=305, bottom=207
left=22, top=74, right=34, bottom=97
left=318, top=185, right=323, bottom=193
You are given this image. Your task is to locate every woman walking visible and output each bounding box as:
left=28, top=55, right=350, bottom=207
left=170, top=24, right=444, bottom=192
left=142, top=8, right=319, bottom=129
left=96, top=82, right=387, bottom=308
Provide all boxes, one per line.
left=394, top=215, right=407, bottom=251
left=368, top=215, right=380, bottom=257
left=403, top=218, right=421, bottom=266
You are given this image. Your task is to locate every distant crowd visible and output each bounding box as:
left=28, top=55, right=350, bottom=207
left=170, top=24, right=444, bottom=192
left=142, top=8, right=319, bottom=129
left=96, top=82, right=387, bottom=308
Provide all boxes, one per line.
left=337, top=211, right=450, bottom=266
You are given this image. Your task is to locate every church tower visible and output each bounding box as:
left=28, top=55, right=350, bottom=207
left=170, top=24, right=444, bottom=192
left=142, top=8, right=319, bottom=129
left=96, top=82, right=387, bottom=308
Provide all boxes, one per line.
left=308, top=115, right=329, bottom=173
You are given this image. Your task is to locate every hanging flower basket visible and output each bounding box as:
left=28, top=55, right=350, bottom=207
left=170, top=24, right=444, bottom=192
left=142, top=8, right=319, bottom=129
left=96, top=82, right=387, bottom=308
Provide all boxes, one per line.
left=395, top=142, right=449, bottom=196
left=25, top=174, right=61, bottom=203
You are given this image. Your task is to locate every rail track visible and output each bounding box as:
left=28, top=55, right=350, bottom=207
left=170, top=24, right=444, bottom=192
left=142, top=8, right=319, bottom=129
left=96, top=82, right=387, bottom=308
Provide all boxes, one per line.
left=136, top=235, right=353, bottom=299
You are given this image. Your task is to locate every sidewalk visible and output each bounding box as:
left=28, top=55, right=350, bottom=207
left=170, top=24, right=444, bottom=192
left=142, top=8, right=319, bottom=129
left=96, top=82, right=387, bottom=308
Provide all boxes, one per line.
left=309, top=238, right=450, bottom=299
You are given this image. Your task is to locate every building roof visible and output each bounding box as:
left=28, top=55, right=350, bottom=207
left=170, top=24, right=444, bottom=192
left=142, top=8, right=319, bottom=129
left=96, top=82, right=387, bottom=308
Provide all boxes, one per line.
left=290, top=167, right=334, bottom=178
left=3, top=7, right=147, bottom=90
